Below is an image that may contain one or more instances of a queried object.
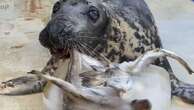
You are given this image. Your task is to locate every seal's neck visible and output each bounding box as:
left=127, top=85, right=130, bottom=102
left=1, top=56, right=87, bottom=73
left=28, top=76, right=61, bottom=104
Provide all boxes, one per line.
left=103, top=16, right=137, bottom=63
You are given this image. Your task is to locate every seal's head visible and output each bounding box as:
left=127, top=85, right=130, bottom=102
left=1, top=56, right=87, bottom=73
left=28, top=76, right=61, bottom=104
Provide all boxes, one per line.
left=39, top=0, right=110, bottom=55
left=39, top=0, right=161, bottom=64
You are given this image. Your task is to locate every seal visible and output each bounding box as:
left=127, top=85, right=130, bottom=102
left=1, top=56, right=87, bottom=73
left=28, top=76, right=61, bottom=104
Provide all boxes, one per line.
left=39, top=0, right=161, bottom=64
left=39, top=0, right=194, bottom=103
left=1, top=0, right=194, bottom=105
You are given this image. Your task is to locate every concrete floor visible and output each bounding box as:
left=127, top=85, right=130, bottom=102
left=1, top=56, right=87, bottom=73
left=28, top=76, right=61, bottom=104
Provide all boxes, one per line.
left=0, top=18, right=48, bottom=110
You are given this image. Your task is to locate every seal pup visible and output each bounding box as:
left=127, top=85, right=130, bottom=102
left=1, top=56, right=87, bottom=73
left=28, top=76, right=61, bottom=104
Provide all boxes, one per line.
left=30, top=49, right=193, bottom=110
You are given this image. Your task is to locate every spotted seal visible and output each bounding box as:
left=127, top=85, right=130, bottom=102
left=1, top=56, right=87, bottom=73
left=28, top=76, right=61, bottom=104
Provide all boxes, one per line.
left=1, top=0, right=194, bottom=105
left=39, top=0, right=194, bottom=103
left=39, top=0, right=161, bottom=64
left=38, top=0, right=194, bottom=104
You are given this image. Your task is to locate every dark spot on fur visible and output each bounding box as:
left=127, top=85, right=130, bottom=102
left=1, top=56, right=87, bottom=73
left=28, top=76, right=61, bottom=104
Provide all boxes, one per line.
left=129, top=38, right=132, bottom=42
left=95, top=43, right=107, bottom=54
left=134, top=32, right=142, bottom=40
left=119, top=55, right=134, bottom=63
left=129, top=43, right=134, bottom=47
left=134, top=47, right=145, bottom=53
left=120, top=42, right=125, bottom=51
left=107, top=49, right=119, bottom=62
left=110, top=27, right=122, bottom=42
left=123, top=32, right=127, bottom=40
left=109, top=45, right=113, bottom=48
left=142, top=39, right=150, bottom=45
left=141, top=35, right=146, bottom=40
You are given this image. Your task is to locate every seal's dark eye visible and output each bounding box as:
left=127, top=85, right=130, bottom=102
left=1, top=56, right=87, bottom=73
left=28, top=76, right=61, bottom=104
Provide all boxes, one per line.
left=53, top=1, right=61, bottom=14
left=87, top=6, right=100, bottom=23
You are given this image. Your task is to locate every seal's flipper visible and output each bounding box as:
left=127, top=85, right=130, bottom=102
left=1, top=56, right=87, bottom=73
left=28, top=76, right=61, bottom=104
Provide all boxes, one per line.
left=172, top=81, right=194, bottom=104
left=124, top=49, right=194, bottom=74
left=0, top=75, right=46, bottom=95
left=152, top=50, right=194, bottom=104
left=121, top=49, right=194, bottom=104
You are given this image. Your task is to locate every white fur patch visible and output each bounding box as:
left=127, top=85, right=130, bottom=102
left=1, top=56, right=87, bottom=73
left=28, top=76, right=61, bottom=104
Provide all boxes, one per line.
left=43, top=85, right=64, bottom=110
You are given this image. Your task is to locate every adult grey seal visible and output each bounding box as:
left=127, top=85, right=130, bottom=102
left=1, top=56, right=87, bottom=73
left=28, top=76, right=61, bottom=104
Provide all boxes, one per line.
left=39, top=0, right=194, bottom=103
left=1, top=0, right=194, bottom=105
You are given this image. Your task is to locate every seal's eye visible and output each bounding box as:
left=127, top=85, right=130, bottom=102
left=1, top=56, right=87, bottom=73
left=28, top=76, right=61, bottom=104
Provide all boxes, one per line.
left=53, top=1, right=61, bottom=14
left=87, top=6, right=100, bottom=23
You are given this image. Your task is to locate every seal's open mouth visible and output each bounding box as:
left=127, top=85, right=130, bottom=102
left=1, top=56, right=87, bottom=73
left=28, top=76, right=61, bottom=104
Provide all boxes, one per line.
left=49, top=47, right=71, bottom=58
left=39, top=23, right=104, bottom=57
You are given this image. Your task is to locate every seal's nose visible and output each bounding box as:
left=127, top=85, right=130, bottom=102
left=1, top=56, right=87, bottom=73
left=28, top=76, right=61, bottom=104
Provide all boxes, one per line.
left=39, top=26, right=52, bottom=48
left=48, top=19, right=74, bottom=39
left=39, top=19, right=75, bottom=49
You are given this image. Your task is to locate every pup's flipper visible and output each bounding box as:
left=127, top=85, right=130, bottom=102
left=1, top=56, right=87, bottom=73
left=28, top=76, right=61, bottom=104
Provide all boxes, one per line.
left=0, top=55, right=69, bottom=96
left=0, top=75, right=46, bottom=95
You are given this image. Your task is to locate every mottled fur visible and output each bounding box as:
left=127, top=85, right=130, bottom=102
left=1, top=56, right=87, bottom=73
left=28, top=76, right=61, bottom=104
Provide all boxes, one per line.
left=38, top=0, right=194, bottom=103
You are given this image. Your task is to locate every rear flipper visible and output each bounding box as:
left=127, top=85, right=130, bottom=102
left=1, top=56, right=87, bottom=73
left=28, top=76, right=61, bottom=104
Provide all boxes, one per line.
left=153, top=49, right=194, bottom=104
left=120, top=49, right=194, bottom=75
left=0, top=74, right=46, bottom=95
left=119, top=49, right=194, bottom=104
left=172, top=80, right=194, bottom=104
left=141, top=49, right=194, bottom=104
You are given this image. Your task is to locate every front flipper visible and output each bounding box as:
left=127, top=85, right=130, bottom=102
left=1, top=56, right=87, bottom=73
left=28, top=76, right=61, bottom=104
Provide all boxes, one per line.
left=0, top=75, right=47, bottom=95
left=0, top=55, right=70, bottom=96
